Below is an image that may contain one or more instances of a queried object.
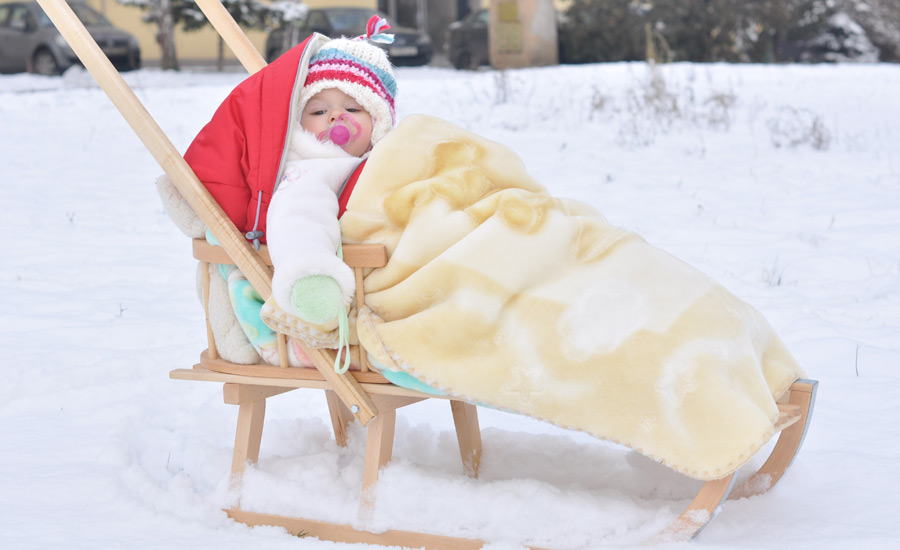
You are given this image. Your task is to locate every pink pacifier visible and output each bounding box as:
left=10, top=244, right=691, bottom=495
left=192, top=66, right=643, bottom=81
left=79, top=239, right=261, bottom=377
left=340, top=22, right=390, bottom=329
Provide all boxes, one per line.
left=317, top=114, right=362, bottom=147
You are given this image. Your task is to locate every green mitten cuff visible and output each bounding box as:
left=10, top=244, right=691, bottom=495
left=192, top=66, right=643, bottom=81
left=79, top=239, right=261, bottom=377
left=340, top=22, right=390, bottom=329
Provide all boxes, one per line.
left=290, top=275, right=344, bottom=325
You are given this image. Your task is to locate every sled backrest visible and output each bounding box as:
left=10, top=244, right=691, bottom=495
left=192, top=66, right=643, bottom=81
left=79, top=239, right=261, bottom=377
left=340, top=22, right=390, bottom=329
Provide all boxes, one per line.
left=192, top=238, right=388, bottom=373
left=36, top=0, right=379, bottom=425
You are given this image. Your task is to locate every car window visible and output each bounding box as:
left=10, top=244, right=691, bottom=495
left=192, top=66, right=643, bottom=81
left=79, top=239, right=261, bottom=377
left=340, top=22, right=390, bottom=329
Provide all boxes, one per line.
left=0, top=6, right=10, bottom=28
left=71, top=4, right=111, bottom=26
left=326, top=9, right=381, bottom=34
left=8, top=5, right=31, bottom=31
left=34, top=7, right=54, bottom=28
left=477, top=10, right=489, bottom=25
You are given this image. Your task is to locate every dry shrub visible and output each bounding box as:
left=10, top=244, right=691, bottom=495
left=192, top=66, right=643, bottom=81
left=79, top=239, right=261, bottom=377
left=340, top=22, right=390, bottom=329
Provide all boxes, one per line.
left=766, top=106, right=832, bottom=150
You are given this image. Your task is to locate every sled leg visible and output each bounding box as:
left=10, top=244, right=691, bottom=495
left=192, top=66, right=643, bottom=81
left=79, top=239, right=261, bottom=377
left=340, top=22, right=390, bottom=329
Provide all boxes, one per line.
left=451, top=401, right=482, bottom=478
left=358, top=396, right=426, bottom=518
left=231, top=397, right=266, bottom=482
left=362, top=407, right=396, bottom=491
left=659, top=473, right=737, bottom=541
left=730, top=379, right=818, bottom=499
left=222, top=383, right=294, bottom=482
left=358, top=405, right=396, bottom=520
left=325, top=390, right=354, bottom=448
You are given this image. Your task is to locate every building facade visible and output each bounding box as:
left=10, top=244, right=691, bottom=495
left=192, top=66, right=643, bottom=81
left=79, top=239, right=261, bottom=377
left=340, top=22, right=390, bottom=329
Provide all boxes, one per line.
left=6, top=0, right=571, bottom=67
left=87, top=0, right=377, bottom=67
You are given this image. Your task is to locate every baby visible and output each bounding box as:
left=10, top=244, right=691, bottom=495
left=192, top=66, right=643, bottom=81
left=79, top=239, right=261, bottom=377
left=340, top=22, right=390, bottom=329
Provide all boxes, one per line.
left=266, top=21, right=398, bottom=331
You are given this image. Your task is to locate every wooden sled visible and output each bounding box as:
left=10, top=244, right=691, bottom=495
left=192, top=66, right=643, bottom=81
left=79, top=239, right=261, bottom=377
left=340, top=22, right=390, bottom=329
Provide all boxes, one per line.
left=38, top=0, right=819, bottom=546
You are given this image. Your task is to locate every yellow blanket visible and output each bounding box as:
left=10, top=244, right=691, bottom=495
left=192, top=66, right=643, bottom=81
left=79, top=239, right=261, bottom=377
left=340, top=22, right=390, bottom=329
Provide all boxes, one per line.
left=341, top=115, right=805, bottom=481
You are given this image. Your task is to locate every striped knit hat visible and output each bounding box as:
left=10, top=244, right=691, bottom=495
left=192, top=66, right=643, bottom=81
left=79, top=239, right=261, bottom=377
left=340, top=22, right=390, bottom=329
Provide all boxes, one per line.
left=299, top=17, right=398, bottom=145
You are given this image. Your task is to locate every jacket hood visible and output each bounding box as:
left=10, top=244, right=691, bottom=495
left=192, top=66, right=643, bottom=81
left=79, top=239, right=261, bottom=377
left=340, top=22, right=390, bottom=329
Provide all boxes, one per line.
left=184, top=35, right=330, bottom=244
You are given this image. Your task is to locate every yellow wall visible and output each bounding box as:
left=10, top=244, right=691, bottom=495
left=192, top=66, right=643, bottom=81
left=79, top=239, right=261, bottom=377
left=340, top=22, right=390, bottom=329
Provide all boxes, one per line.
left=82, top=0, right=246, bottom=64
left=82, top=0, right=376, bottom=64
left=489, top=0, right=557, bottom=69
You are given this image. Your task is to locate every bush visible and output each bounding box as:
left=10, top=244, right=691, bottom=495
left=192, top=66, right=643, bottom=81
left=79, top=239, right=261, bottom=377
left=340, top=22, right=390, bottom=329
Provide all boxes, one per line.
left=558, top=0, right=645, bottom=64
left=559, top=0, right=897, bottom=64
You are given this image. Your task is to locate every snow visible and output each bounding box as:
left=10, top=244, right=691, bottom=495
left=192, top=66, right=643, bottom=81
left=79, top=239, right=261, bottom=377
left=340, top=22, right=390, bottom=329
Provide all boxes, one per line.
left=2, top=60, right=900, bottom=549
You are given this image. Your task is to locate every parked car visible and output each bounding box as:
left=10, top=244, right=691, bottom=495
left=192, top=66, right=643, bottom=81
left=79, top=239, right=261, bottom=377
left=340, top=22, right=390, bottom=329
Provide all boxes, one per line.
left=266, top=7, right=432, bottom=66
left=444, top=8, right=490, bottom=70
left=0, top=1, right=140, bottom=75
left=445, top=8, right=570, bottom=70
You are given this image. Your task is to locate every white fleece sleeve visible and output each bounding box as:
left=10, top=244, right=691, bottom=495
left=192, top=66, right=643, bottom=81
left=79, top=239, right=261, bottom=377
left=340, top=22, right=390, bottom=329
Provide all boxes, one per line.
left=267, top=162, right=357, bottom=316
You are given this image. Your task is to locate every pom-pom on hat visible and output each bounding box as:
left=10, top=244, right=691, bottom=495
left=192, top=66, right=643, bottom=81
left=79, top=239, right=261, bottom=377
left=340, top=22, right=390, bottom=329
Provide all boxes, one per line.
left=299, top=15, right=398, bottom=145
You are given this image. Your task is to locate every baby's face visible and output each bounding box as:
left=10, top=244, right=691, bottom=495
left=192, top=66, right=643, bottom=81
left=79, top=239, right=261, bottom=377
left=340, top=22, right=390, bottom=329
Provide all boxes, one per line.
left=300, top=88, right=374, bottom=157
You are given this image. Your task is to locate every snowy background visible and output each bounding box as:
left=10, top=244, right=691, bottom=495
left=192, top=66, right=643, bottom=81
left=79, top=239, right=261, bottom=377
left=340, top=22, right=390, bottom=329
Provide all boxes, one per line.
left=1, top=61, right=899, bottom=549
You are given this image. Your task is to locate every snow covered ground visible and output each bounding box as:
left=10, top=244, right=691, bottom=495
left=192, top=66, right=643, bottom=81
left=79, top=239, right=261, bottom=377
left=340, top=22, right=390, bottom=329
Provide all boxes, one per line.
left=1, top=61, right=899, bottom=549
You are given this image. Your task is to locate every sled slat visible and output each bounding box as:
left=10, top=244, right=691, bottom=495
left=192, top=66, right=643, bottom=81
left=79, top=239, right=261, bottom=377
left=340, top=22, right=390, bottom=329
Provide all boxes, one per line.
left=774, top=403, right=802, bottom=432
left=171, top=366, right=442, bottom=399
left=201, top=260, right=218, bottom=360
left=192, top=239, right=387, bottom=268
left=223, top=383, right=293, bottom=405
left=200, top=351, right=390, bottom=383
left=276, top=333, right=289, bottom=368
left=355, top=266, right=370, bottom=372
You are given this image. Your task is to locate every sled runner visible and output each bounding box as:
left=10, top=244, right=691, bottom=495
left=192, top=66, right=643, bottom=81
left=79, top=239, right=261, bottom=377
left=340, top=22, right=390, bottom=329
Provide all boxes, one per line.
left=37, top=0, right=818, bottom=546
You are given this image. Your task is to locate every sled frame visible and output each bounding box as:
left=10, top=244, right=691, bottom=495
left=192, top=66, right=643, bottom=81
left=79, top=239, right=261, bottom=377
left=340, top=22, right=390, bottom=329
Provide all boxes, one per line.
left=173, top=239, right=484, bottom=503
left=38, top=0, right=819, bottom=545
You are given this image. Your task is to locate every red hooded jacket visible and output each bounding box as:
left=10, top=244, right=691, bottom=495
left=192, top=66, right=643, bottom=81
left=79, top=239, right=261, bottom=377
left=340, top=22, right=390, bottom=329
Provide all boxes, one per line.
left=184, top=36, right=363, bottom=245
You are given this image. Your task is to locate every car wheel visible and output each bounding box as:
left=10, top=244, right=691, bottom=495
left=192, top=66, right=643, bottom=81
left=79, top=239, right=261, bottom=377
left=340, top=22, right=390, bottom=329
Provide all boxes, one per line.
left=32, top=49, right=61, bottom=76
left=453, top=51, right=474, bottom=70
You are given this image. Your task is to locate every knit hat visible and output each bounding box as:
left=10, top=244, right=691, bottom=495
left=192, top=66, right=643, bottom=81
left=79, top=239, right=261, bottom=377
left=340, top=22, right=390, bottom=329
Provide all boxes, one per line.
left=299, top=16, right=398, bottom=145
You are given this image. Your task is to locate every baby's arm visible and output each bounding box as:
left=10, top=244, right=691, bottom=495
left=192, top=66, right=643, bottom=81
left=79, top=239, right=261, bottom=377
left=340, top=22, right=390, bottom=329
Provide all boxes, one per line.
left=267, top=168, right=355, bottom=326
